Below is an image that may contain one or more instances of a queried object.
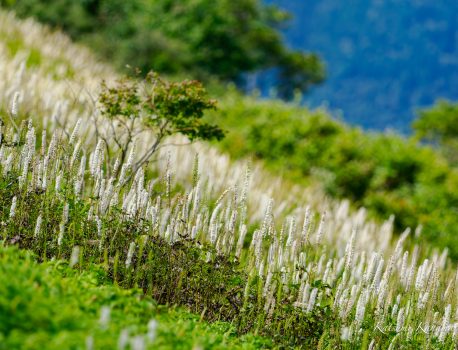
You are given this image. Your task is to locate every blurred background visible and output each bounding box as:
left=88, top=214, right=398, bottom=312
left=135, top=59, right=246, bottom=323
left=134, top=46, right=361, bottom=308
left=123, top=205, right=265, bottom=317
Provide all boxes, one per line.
left=261, top=0, right=458, bottom=132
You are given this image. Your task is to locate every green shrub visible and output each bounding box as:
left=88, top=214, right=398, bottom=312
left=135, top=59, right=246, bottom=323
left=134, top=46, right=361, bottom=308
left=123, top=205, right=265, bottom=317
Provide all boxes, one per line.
left=97, top=72, right=224, bottom=172
left=414, top=100, right=458, bottom=164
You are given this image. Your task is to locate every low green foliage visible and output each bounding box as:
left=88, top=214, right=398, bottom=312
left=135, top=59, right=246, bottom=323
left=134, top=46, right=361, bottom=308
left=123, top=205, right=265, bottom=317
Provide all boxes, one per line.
left=0, top=245, right=271, bottom=349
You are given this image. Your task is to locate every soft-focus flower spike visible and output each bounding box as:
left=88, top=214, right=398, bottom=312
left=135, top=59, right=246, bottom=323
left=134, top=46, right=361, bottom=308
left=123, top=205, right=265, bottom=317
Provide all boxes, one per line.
left=10, top=91, right=20, bottom=118
left=9, top=196, right=17, bottom=219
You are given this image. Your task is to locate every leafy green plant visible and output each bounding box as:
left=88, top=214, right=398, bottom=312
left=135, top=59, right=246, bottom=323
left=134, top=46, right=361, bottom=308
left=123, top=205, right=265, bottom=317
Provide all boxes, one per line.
left=96, top=71, right=224, bottom=173
left=208, top=91, right=458, bottom=259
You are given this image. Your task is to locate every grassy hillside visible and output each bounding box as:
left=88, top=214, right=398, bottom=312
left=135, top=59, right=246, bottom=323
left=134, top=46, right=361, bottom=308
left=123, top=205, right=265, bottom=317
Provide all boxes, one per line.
left=0, top=10, right=388, bottom=245
left=0, top=90, right=456, bottom=348
left=2, top=9, right=458, bottom=349
left=4, top=3, right=458, bottom=259
left=0, top=77, right=457, bottom=348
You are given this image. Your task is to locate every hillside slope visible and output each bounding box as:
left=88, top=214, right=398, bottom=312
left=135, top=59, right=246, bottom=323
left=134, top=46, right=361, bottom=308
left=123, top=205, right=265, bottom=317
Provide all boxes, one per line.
left=0, top=10, right=392, bottom=253
left=2, top=10, right=458, bottom=349
left=4, top=5, right=458, bottom=260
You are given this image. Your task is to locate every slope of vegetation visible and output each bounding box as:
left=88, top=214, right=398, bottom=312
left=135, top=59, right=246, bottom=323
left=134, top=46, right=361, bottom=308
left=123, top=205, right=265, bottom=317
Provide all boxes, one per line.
left=0, top=245, right=270, bottom=349
left=0, top=87, right=457, bottom=348
left=2, top=9, right=458, bottom=349
left=0, top=9, right=382, bottom=244
left=3, top=2, right=458, bottom=260
left=0, top=109, right=339, bottom=347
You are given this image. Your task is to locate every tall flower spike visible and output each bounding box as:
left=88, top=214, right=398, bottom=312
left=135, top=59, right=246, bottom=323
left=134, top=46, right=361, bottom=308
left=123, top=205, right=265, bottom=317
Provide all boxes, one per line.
left=301, top=206, right=312, bottom=244
left=41, top=129, right=47, bottom=156
left=260, top=198, right=273, bottom=237
left=286, top=216, right=296, bottom=247
left=396, top=307, right=405, bottom=333
left=439, top=304, right=452, bottom=342
left=147, top=319, right=158, bottom=343
left=96, top=306, right=110, bottom=332
left=58, top=222, right=65, bottom=246
left=46, top=132, right=58, bottom=161
left=306, top=288, right=318, bottom=313
left=127, top=141, right=136, bottom=167
left=315, top=211, right=326, bottom=245
left=112, top=157, right=120, bottom=176
left=10, top=91, right=20, bottom=118
left=9, top=196, right=17, bottom=219
left=69, top=118, right=81, bottom=145
left=69, top=246, right=80, bottom=268
left=235, top=224, right=247, bottom=258
left=91, top=139, right=104, bottom=176
left=34, top=214, right=42, bottom=238
left=126, top=242, right=136, bottom=268
left=62, top=203, right=69, bottom=224
left=118, top=329, right=129, bottom=350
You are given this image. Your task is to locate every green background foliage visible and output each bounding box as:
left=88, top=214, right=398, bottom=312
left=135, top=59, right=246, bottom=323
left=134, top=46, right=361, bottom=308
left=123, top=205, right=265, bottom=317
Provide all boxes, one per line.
left=1, top=0, right=325, bottom=99
left=414, top=100, right=458, bottom=165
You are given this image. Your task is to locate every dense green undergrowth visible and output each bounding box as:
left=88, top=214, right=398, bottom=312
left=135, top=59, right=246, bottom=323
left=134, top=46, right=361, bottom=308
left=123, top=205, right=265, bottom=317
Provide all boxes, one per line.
left=0, top=245, right=271, bottom=350
left=210, top=89, right=458, bottom=259
left=0, top=182, right=331, bottom=349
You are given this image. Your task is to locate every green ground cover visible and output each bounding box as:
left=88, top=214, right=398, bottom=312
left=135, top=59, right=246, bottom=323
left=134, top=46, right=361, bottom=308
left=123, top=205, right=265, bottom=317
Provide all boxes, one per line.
left=0, top=245, right=271, bottom=350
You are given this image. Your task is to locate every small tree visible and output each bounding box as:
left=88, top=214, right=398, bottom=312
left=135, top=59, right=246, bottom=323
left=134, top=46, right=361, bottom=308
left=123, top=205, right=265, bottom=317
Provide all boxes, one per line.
left=96, top=71, right=224, bottom=174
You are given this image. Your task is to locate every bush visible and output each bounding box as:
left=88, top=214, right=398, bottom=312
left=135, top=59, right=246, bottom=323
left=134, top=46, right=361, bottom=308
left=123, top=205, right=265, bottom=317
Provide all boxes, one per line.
left=413, top=100, right=458, bottom=164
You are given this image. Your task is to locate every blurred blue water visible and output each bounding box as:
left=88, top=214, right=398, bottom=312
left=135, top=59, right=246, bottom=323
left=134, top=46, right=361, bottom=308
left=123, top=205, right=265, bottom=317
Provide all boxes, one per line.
left=260, top=0, right=458, bottom=133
